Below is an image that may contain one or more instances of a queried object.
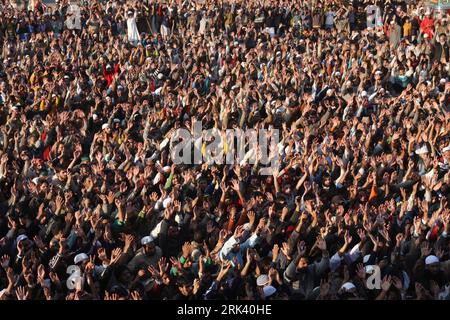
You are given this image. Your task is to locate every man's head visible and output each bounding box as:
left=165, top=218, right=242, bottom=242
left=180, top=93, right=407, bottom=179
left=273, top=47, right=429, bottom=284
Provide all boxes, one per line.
left=168, top=224, right=180, bottom=238
left=339, top=282, right=360, bottom=300
left=425, top=255, right=440, bottom=275
left=177, top=275, right=194, bottom=296
left=442, top=145, right=450, bottom=161
left=296, top=256, right=309, bottom=271
left=322, top=172, right=331, bottom=188
left=74, top=252, right=89, bottom=269
left=141, top=236, right=156, bottom=256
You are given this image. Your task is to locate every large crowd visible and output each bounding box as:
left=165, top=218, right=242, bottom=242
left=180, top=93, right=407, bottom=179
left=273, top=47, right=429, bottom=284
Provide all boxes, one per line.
left=0, top=0, right=449, bottom=301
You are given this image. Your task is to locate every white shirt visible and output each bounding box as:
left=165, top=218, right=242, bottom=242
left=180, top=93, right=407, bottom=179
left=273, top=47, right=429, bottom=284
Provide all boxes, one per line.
left=127, top=13, right=141, bottom=43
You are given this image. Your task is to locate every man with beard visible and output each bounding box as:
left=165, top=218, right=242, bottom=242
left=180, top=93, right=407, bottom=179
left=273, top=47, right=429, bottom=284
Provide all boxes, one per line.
left=284, top=237, right=329, bottom=300
left=419, top=255, right=449, bottom=289
left=127, top=236, right=162, bottom=273
left=433, top=33, right=449, bottom=64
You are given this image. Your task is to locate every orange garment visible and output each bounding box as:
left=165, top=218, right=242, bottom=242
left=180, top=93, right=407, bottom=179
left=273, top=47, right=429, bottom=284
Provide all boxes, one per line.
left=420, top=17, right=434, bottom=39
left=227, top=214, right=236, bottom=233
left=403, top=22, right=412, bottom=38
left=368, top=182, right=378, bottom=202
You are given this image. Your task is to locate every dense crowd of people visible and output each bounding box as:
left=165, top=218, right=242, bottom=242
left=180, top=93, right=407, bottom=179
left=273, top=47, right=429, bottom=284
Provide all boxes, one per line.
left=0, top=0, right=449, bottom=301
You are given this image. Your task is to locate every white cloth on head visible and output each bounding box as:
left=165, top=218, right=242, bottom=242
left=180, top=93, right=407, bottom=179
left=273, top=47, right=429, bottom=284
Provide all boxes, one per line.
left=341, top=282, right=356, bottom=291
left=257, top=274, right=270, bottom=286
left=425, top=255, right=439, bottom=265
left=263, top=285, right=276, bottom=298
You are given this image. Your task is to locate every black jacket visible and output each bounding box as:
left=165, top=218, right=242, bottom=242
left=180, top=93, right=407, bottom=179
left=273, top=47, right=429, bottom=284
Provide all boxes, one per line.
left=432, top=42, right=449, bottom=62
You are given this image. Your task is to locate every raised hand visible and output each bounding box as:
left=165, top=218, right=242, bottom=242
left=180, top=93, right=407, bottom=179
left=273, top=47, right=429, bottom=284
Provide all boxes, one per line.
left=344, top=230, right=352, bottom=245
left=218, top=229, right=228, bottom=242
left=49, top=271, right=60, bottom=285
left=158, top=257, right=169, bottom=275
left=130, top=291, right=142, bottom=300
left=110, top=248, right=123, bottom=264
left=319, top=277, right=330, bottom=297
left=381, top=275, right=392, bottom=292
left=173, top=200, right=181, bottom=212
left=16, top=286, right=28, bottom=300
left=193, top=278, right=201, bottom=295
left=150, top=192, right=159, bottom=202
left=106, top=191, right=115, bottom=205
left=182, top=242, right=191, bottom=258
left=33, top=235, right=46, bottom=250
left=316, top=237, right=327, bottom=251
left=420, top=242, right=432, bottom=258
left=233, top=225, right=245, bottom=239
left=280, top=242, right=291, bottom=260
left=231, top=179, right=240, bottom=192
left=219, top=261, right=232, bottom=277
left=147, top=264, right=160, bottom=279
left=357, top=228, right=366, bottom=242
left=37, top=264, right=46, bottom=283
left=356, top=263, right=366, bottom=280
left=6, top=267, right=14, bottom=285
left=97, top=247, right=108, bottom=262
left=247, top=211, right=256, bottom=226
left=0, top=254, right=10, bottom=269
left=272, top=244, right=279, bottom=262
left=297, top=240, right=307, bottom=257
left=392, top=276, right=403, bottom=291
left=85, top=256, right=96, bottom=274
left=123, top=234, right=135, bottom=252
left=169, top=257, right=182, bottom=270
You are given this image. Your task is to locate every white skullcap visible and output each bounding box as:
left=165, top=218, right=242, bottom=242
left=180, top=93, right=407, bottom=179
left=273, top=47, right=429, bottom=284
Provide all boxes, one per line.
left=153, top=172, right=161, bottom=185
left=341, top=282, right=356, bottom=291
left=17, top=234, right=28, bottom=243
left=425, top=255, right=439, bottom=265
left=162, top=197, right=172, bottom=209
left=141, top=236, right=154, bottom=245
left=415, top=145, right=429, bottom=155
left=363, top=254, right=371, bottom=264
left=263, top=285, right=277, bottom=298
left=365, top=265, right=375, bottom=274
left=257, top=274, right=270, bottom=286
left=74, top=253, right=89, bottom=264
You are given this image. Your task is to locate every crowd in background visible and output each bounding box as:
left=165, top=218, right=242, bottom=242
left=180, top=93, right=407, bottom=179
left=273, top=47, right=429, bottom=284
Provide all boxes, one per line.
left=0, top=0, right=449, bottom=300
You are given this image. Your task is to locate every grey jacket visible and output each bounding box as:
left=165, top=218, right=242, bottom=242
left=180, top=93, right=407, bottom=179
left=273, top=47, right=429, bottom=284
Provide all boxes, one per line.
left=284, top=252, right=330, bottom=299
